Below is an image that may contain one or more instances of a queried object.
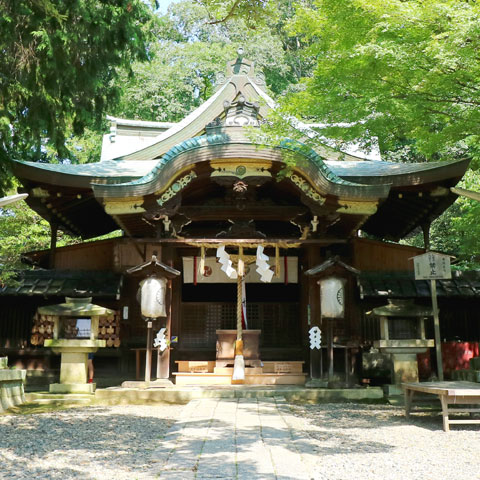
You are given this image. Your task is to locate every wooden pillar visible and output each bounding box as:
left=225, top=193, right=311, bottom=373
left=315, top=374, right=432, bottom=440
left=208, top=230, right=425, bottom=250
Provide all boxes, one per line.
left=49, top=222, right=58, bottom=269
left=299, top=249, right=311, bottom=368
left=157, top=246, right=174, bottom=380
left=157, top=278, right=172, bottom=379
left=327, top=318, right=334, bottom=379
left=307, top=245, right=322, bottom=379
left=430, top=279, right=444, bottom=381
left=168, top=247, right=182, bottom=376
left=145, top=321, right=153, bottom=384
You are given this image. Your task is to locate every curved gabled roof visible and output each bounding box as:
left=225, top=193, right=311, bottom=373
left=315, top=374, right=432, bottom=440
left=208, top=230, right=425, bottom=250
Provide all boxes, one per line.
left=327, top=158, right=470, bottom=187
left=92, top=131, right=390, bottom=201
left=13, top=159, right=157, bottom=188
left=109, top=72, right=276, bottom=162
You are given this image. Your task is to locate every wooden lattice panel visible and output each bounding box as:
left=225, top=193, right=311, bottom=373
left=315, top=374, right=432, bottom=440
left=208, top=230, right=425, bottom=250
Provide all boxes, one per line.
left=182, top=304, right=208, bottom=347
left=181, top=302, right=300, bottom=349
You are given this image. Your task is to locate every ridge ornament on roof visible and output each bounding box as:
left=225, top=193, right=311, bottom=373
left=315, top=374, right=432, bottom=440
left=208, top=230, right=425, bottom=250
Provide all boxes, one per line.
left=216, top=47, right=267, bottom=92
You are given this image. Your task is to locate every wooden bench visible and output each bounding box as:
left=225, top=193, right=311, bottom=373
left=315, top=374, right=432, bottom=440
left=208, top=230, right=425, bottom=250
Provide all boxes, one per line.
left=403, top=381, right=480, bottom=432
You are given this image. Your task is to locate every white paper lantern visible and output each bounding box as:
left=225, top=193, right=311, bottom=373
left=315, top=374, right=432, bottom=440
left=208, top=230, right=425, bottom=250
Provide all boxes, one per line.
left=319, top=277, right=345, bottom=318
left=140, top=277, right=167, bottom=318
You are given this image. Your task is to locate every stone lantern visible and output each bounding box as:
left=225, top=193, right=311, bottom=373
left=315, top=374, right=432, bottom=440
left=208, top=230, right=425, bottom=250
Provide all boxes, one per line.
left=41, top=297, right=112, bottom=393
left=373, top=299, right=434, bottom=389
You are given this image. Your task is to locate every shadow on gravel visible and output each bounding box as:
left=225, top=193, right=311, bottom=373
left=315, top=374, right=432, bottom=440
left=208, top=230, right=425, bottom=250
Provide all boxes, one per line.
left=0, top=406, right=177, bottom=480
left=291, top=402, right=480, bottom=433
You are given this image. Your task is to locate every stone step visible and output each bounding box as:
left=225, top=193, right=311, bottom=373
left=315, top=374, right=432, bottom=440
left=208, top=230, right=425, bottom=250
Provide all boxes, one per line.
left=94, top=385, right=384, bottom=405
left=173, top=372, right=307, bottom=386
left=25, top=392, right=94, bottom=405
left=30, top=397, right=92, bottom=405
left=213, top=367, right=264, bottom=374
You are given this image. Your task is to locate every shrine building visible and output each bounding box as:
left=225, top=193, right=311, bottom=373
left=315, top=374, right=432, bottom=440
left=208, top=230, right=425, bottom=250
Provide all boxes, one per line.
left=2, top=53, right=479, bottom=389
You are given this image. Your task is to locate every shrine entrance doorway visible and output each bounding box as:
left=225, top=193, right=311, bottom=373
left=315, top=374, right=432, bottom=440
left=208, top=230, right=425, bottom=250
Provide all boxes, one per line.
left=174, top=260, right=306, bottom=385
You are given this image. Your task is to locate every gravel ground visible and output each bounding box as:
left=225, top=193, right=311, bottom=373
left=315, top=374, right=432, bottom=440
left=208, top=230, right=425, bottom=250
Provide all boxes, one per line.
left=1, top=401, right=480, bottom=480
left=0, top=404, right=184, bottom=480
left=289, top=402, right=480, bottom=480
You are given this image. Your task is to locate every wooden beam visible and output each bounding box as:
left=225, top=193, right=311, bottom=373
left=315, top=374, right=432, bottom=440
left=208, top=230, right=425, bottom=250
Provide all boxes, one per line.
left=104, top=200, right=146, bottom=215
left=451, top=186, right=480, bottom=202
left=125, top=237, right=347, bottom=245
left=178, top=205, right=308, bottom=221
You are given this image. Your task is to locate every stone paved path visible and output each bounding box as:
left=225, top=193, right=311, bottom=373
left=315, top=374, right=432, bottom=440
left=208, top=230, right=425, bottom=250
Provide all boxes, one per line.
left=151, top=397, right=315, bottom=480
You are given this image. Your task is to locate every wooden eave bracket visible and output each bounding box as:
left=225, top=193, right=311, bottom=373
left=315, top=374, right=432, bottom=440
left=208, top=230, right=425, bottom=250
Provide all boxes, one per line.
left=126, top=255, right=180, bottom=278
left=305, top=255, right=360, bottom=276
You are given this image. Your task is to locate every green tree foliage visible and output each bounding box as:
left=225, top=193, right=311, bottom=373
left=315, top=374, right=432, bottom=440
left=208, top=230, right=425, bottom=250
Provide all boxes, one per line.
left=111, top=0, right=312, bottom=122
left=452, top=171, right=480, bottom=267
left=0, top=192, right=76, bottom=284
left=401, top=171, right=480, bottom=268
left=0, top=0, right=155, bottom=193
left=195, top=0, right=275, bottom=27
left=280, top=0, right=480, bottom=164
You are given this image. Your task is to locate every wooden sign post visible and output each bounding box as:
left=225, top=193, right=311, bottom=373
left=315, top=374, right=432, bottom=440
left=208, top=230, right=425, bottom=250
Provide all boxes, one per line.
left=145, top=321, right=153, bottom=385
left=413, top=252, right=452, bottom=381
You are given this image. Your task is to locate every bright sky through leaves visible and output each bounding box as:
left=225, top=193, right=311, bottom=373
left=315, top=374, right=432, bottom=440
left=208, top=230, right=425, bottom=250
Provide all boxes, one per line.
left=157, top=0, right=179, bottom=12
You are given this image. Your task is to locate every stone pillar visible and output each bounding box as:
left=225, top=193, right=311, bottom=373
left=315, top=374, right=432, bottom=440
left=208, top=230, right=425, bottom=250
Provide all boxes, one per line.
left=391, top=353, right=420, bottom=384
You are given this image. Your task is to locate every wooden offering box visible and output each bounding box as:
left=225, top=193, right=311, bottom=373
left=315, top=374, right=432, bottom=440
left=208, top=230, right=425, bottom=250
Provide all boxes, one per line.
left=215, top=329, right=261, bottom=368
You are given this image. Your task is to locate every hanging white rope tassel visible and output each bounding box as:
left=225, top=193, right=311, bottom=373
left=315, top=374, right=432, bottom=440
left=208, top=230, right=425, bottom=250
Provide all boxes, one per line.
left=199, top=245, right=205, bottom=277
left=256, top=245, right=274, bottom=283
left=216, top=245, right=237, bottom=279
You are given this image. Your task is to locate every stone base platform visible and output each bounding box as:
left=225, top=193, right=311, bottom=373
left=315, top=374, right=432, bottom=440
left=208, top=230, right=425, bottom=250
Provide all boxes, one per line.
left=91, top=384, right=383, bottom=405
left=24, top=384, right=384, bottom=406
left=174, top=371, right=307, bottom=386
left=121, top=379, right=174, bottom=389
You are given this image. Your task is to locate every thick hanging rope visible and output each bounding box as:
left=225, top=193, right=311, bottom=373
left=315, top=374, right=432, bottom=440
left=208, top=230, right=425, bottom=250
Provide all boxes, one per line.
left=237, top=273, right=243, bottom=341
left=233, top=252, right=245, bottom=382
